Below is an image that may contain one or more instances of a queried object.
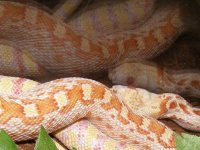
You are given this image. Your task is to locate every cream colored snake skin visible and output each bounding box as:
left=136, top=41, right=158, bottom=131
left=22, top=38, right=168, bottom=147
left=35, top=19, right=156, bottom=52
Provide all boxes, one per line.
left=53, top=0, right=84, bottom=20
left=0, top=75, right=199, bottom=150
left=109, top=62, right=200, bottom=98
left=54, top=0, right=155, bottom=38
left=0, top=0, right=194, bottom=78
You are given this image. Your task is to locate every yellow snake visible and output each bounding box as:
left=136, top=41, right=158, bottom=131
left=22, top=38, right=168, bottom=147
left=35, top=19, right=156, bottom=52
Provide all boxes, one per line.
left=0, top=75, right=199, bottom=149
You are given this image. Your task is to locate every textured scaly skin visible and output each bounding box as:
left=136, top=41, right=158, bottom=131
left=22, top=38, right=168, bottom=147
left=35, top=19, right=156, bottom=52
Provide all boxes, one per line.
left=56, top=85, right=200, bottom=150
left=53, top=0, right=83, bottom=20
left=0, top=75, right=136, bottom=150
left=112, top=85, right=200, bottom=132
left=109, top=62, right=200, bottom=98
left=0, top=1, right=186, bottom=78
left=0, top=75, right=199, bottom=149
left=62, top=0, right=155, bottom=38
left=0, top=76, right=176, bottom=150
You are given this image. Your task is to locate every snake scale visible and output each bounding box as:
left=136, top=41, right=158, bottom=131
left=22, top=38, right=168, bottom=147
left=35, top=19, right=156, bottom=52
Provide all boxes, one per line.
left=0, top=0, right=199, bottom=150
left=54, top=0, right=156, bottom=38
left=0, top=75, right=199, bottom=150
left=109, top=62, right=200, bottom=98
left=0, top=0, right=196, bottom=78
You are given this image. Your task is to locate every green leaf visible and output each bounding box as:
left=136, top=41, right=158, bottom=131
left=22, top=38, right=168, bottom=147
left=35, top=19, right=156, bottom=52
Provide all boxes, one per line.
left=174, top=132, right=200, bottom=150
left=71, top=147, right=77, bottom=150
left=35, top=126, right=58, bottom=150
left=0, top=129, right=18, bottom=150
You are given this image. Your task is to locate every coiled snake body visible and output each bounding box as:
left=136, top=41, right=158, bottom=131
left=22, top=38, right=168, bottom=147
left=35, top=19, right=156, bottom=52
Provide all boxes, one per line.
left=0, top=77, right=175, bottom=149
left=109, top=62, right=200, bottom=97
left=0, top=75, right=199, bottom=149
left=0, top=1, right=189, bottom=78
left=0, top=1, right=199, bottom=150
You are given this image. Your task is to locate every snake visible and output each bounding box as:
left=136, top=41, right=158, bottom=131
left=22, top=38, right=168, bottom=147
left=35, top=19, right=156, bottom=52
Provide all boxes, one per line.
left=0, top=0, right=197, bottom=78
left=54, top=0, right=156, bottom=39
left=0, top=1, right=199, bottom=149
left=53, top=0, right=86, bottom=20
left=0, top=75, right=199, bottom=150
left=109, top=62, right=200, bottom=98
left=52, top=0, right=200, bottom=97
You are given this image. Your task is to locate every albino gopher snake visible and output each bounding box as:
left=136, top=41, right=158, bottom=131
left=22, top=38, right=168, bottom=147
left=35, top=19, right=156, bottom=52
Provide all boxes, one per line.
left=0, top=75, right=199, bottom=149
left=0, top=1, right=199, bottom=150
left=109, top=62, right=200, bottom=98
left=0, top=0, right=196, bottom=78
